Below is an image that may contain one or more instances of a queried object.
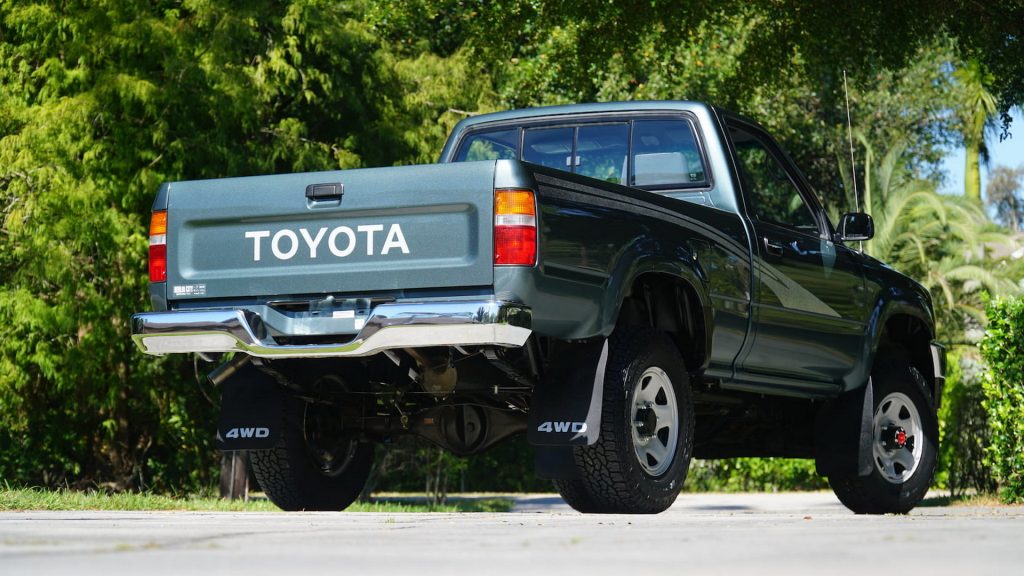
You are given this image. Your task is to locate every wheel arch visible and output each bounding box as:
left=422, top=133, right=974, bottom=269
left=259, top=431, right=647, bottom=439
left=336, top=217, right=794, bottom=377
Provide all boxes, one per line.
left=608, top=267, right=712, bottom=373
left=867, top=303, right=939, bottom=404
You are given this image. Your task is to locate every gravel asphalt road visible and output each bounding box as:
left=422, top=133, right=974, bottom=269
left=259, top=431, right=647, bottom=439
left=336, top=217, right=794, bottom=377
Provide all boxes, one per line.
left=1, top=492, right=1020, bottom=575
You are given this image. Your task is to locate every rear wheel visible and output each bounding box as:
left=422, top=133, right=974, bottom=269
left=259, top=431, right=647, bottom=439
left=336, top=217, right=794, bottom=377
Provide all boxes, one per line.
left=828, top=356, right=938, bottom=514
left=250, top=394, right=373, bottom=511
left=554, top=327, right=694, bottom=514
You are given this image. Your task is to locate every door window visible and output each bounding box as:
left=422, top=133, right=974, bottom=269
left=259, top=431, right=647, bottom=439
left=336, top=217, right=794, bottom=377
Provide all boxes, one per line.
left=729, top=125, right=817, bottom=232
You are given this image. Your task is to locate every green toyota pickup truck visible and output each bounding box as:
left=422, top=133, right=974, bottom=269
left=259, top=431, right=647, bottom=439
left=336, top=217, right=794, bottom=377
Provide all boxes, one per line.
left=132, top=101, right=945, bottom=515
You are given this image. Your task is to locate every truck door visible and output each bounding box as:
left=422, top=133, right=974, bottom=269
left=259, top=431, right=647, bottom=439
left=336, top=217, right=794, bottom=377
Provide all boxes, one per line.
left=726, top=119, right=867, bottom=391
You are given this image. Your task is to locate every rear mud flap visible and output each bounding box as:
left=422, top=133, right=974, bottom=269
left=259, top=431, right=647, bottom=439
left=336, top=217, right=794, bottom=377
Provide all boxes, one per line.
left=528, top=339, right=607, bottom=479
left=215, top=360, right=284, bottom=451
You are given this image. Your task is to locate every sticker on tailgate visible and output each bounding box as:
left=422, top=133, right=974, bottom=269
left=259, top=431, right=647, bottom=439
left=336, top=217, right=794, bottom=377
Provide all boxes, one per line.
left=172, top=284, right=207, bottom=296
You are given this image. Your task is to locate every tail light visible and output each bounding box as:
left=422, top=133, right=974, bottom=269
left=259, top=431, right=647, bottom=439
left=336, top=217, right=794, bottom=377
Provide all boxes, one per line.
left=148, top=210, right=167, bottom=282
left=494, top=189, right=537, bottom=266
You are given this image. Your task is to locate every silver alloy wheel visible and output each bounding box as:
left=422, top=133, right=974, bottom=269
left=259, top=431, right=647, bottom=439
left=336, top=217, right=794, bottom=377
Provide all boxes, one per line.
left=872, top=391, right=923, bottom=483
left=630, top=366, right=679, bottom=477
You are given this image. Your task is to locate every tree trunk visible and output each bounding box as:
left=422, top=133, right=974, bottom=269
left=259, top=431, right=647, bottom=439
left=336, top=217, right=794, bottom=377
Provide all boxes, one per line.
left=965, top=142, right=982, bottom=202
left=219, top=451, right=249, bottom=500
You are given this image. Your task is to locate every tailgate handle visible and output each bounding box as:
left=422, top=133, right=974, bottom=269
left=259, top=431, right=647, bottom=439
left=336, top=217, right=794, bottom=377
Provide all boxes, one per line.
left=305, top=182, right=344, bottom=201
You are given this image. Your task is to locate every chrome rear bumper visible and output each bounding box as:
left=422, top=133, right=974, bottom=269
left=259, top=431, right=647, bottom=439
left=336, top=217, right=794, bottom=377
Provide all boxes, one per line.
left=131, top=300, right=531, bottom=358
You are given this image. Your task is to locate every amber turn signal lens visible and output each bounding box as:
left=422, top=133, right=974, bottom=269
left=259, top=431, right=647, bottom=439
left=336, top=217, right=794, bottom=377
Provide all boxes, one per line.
left=149, top=210, right=167, bottom=236
left=495, top=189, right=536, bottom=217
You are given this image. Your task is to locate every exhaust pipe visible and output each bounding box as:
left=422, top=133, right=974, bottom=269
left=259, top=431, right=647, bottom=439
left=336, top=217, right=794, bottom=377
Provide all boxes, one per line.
left=207, top=354, right=252, bottom=387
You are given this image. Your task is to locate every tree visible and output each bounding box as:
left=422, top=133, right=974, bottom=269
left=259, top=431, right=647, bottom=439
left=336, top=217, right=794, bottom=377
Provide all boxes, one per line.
left=954, top=60, right=999, bottom=202
left=986, top=165, right=1024, bottom=231
left=0, top=0, right=497, bottom=490
left=371, top=1, right=1024, bottom=126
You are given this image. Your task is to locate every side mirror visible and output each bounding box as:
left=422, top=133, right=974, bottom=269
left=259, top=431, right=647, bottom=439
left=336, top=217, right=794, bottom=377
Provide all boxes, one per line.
left=838, top=212, right=874, bottom=242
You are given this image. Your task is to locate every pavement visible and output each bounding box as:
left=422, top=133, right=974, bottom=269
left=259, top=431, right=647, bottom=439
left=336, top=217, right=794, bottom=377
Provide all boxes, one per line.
left=1, top=491, right=1021, bottom=575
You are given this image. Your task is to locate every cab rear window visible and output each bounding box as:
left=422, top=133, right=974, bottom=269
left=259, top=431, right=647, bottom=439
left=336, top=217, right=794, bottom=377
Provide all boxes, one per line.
left=453, top=117, right=708, bottom=190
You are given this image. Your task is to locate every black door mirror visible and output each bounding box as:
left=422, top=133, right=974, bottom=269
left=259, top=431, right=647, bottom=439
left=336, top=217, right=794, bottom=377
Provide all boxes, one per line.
left=838, top=212, right=874, bottom=242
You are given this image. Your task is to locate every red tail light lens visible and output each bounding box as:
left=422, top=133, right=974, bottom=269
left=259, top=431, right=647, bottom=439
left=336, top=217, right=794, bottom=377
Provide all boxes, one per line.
left=148, top=243, right=167, bottom=283
left=494, top=189, right=537, bottom=266
left=148, top=210, right=167, bottom=282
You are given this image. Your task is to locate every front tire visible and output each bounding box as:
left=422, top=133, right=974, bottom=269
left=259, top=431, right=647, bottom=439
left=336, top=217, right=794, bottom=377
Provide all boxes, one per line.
left=250, top=394, right=373, bottom=511
left=828, top=356, right=938, bottom=514
left=554, top=327, right=695, bottom=514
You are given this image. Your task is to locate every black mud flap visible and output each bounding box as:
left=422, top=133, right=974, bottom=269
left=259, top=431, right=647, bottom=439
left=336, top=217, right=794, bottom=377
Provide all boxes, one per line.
left=215, top=360, right=284, bottom=451
left=528, top=339, right=607, bottom=479
left=814, top=378, right=874, bottom=477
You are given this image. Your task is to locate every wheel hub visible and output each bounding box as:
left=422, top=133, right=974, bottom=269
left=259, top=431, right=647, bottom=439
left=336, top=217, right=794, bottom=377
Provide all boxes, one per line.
left=634, top=405, right=658, bottom=438
left=881, top=425, right=908, bottom=450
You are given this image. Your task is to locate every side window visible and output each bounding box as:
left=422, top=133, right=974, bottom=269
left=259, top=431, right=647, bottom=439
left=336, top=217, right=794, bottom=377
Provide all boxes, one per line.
left=454, top=129, right=518, bottom=161
left=728, top=124, right=818, bottom=232
left=630, top=120, right=707, bottom=188
left=523, top=127, right=573, bottom=170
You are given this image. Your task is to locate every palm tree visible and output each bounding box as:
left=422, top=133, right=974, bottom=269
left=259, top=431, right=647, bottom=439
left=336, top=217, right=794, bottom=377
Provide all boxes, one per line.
left=850, top=134, right=1018, bottom=339
left=954, top=59, right=998, bottom=203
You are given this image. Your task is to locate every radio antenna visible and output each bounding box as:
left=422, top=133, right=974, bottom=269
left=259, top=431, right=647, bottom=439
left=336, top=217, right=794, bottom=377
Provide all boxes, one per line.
left=843, top=70, right=860, bottom=214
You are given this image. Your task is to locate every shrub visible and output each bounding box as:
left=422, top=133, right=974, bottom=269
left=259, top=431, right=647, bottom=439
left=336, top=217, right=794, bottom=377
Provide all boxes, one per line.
left=979, top=296, right=1024, bottom=503
left=937, top=350, right=997, bottom=495
left=685, top=458, right=827, bottom=492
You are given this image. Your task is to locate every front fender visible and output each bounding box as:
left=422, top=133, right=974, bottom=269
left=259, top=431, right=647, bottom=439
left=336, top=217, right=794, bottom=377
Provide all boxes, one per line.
left=848, top=281, right=936, bottom=394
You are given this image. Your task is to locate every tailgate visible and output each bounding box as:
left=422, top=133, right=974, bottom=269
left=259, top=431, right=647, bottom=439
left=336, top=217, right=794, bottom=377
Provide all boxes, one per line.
left=164, top=161, right=496, bottom=300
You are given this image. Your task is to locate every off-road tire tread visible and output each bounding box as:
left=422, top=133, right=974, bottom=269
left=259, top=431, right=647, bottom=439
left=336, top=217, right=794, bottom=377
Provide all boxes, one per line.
left=554, top=326, right=694, bottom=514
left=828, top=355, right=937, bottom=515
left=249, top=395, right=373, bottom=511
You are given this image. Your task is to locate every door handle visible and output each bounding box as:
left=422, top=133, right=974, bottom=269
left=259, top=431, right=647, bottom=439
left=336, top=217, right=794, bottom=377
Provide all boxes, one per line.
left=763, top=237, right=784, bottom=258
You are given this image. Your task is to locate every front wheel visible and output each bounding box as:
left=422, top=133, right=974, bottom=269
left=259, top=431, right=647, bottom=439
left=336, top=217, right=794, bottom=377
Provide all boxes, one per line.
left=828, top=357, right=938, bottom=514
left=250, top=394, right=373, bottom=511
left=554, top=327, right=695, bottom=514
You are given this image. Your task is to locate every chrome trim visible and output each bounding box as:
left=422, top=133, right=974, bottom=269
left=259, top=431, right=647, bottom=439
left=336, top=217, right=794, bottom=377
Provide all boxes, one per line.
left=132, top=300, right=532, bottom=358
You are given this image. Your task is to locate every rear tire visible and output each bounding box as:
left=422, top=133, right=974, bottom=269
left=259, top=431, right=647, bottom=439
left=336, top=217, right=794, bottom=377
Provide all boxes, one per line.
left=554, top=327, right=694, bottom=514
left=250, top=394, right=373, bottom=511
left=828, top=356, right=938, bottom=514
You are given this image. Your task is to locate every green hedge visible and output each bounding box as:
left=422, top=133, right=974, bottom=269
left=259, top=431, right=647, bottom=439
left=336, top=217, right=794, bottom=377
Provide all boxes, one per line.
left=979, top=296, right=1024, bottom=503
left=937, top=351, right=997, bottom=494
left=685, top=458, right=827, bottom=492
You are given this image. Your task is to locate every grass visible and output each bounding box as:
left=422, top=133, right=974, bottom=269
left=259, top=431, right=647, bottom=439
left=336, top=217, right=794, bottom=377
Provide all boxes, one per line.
left=0, top=487, right=513, bottom=513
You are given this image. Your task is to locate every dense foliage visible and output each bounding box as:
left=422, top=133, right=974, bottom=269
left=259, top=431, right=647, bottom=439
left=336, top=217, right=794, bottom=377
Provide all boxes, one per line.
left=937, top=350, right=997, bottom=495
left=1, top=1, right=1021, bottom=494
left=979, top=297, right=1024, bottom=503
left=0, top=0, right=494, bottom=490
